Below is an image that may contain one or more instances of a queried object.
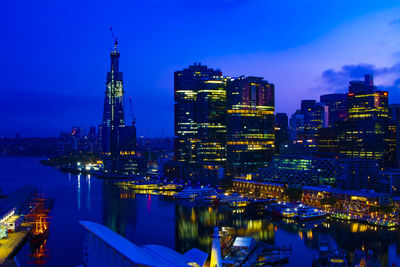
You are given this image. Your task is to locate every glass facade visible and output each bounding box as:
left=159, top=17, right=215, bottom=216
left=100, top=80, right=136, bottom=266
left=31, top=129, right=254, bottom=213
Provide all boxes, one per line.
left=226, top=76, right=275, bottom=176
left=174, top=63, right=222, bottom=163
left=338, top=74, right=390, bottom=164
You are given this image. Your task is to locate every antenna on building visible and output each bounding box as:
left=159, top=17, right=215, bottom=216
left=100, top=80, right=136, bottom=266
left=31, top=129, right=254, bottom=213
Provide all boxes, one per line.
left=110, top=26, right=118, bottom=52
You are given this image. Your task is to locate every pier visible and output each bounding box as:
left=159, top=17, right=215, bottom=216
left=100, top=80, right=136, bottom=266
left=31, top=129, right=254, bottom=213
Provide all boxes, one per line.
left=0, top=231, right=28, bottom=265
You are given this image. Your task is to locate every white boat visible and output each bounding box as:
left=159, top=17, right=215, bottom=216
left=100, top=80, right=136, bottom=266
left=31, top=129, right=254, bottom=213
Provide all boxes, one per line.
left=174, top=187, right=218, bottom=199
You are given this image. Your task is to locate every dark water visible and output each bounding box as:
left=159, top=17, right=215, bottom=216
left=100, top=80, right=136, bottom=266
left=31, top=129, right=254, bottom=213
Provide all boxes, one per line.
left=1, top=157, right=399, bottom=266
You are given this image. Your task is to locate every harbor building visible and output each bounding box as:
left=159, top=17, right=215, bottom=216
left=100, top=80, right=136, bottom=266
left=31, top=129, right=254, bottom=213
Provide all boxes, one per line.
left=255, top=155, right=338, bottom=186
left=231, top=179, right=287, bottom=199
left=226, top=76, right=275, bottom=177
left=302, top=186, right=389, bottom=212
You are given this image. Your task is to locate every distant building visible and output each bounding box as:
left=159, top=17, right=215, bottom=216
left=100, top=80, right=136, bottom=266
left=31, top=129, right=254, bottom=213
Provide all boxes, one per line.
left=320, top=93, right=347, bottom=127
left=274, top=113, right=289, bottom=154
left=301, top=100, right=328, bottom=140
left=174, top=63, right=222, bottom=163
left=289, top=109, right=304, bottom=142
left=163, top=161, right=224, bottom=186
left=337, top=74, right=390, bottom=165
left=226, top=76, right=275, bottom=177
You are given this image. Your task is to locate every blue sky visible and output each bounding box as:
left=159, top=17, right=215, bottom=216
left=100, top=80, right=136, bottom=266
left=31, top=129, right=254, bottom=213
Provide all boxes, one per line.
left=1, top=0, right=400, bottom=137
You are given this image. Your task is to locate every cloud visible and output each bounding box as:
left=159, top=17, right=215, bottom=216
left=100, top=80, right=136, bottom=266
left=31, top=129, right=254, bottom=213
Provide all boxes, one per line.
left=320, top=62, right=400, bottom=95
left=390, top=18, right=400, bottom=25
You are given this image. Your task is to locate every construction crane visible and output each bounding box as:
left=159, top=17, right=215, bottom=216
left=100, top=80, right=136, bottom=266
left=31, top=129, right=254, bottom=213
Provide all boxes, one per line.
left=129, top=96, right=136, bottom=126
left=110, top=26, right=118, bottom=52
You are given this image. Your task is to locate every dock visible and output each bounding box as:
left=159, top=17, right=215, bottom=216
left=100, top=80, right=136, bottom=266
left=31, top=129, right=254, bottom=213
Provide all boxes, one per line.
left=0, top=231, right=29, bottom=265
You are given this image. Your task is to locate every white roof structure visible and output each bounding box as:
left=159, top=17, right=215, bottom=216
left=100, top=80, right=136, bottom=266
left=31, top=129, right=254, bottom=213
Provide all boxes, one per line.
left=232, top=237, right=255, bottom=248
left=80, top=221, right=207, bottom=267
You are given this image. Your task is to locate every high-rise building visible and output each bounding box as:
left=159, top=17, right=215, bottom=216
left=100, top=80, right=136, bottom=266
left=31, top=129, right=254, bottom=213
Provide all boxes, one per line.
left=320, top=93, right=347, bottom=127
left=226, top=76, right=275, bottom=176
left=196, top=77, right=228, bottom=164
left=174, top=63, right=222, bottom=163
left=337, top=74, right=389, bottom=163
left=289, top=110, right=304, bottom=142
left=101, top=43, right=137, bottom=174
left=301, top=100, right=328, bottom=139
left=389, top=104, right=400, bottom=167
left=275, top=113, right=289, bottom=154
left=102, top=46, right=125, bottom=157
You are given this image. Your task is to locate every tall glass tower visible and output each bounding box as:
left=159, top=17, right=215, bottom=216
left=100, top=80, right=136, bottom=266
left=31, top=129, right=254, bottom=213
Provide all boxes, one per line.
left=102, top=46, right=125, bottom=158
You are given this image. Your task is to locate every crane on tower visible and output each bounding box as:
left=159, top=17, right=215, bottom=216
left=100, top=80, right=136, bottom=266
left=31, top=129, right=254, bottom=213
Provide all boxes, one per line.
left=110, top=26, right=118, bottom=52
left=129, top=96, right=136, bottom=126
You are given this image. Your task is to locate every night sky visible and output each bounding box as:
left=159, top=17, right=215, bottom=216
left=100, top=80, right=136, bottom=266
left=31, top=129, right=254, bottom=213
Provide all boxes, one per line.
left=1, top=0, right=400, bottom=137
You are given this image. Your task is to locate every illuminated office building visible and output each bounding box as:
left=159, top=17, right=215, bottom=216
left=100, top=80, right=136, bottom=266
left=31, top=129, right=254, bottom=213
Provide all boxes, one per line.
left=389, top=104, right=400, bottom=167
left=337, top=74, right=390, bottom=164
left=320, top=93, right=347, bottom=127
left=257, top=155, right=337, bottom=186
left=317, top=127, right=339, bottom=154
left=101, top=43, right=137, bottom=174
left=301, top=100, right=328, bottom=139
left=226, top=76, right=275, bottom=176
left=196, top=77, right=228, bottom=163
left=174, top=63, right=222, bottom=163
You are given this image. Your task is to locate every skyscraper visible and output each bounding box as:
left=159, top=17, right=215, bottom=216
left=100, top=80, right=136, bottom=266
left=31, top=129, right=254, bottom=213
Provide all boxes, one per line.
left=275, top=113, right=289, bottom=154
left=320, top=93, right=347, bottom=127
left=301, top=100, right=328, bottom=140
left=289, top=109, right=304, bottom=142
left=102, top=46, right=125, bottom=158
left=174, top=63, right=222, bottom=163
left=101, top=42, right=137, bottom=173
left=338, top=74, right=390, bottom=163
left=226, top=76, right=275, bottom=176
left=196, top=77, right=228, bottom=164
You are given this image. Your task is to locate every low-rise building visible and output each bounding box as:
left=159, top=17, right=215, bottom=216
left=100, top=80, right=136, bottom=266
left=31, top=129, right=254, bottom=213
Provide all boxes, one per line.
left=302, top=186, right=389, bottom=213
left=231, top=179, right=286, bottom=198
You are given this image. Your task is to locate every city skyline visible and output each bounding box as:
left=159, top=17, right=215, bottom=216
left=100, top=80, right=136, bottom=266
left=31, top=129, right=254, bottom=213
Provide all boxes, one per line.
left=1, top=1, right=400, bottom=137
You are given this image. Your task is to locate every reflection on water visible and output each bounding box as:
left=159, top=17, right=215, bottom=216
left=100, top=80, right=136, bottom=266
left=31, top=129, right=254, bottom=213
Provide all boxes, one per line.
left=28, top=238, right=49, bottom=266
left=1, top=157, right=398, bottom=266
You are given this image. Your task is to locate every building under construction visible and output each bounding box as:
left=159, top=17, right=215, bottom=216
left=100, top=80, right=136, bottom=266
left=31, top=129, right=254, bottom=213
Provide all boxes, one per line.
left=101, top=28, right=137, bottom=175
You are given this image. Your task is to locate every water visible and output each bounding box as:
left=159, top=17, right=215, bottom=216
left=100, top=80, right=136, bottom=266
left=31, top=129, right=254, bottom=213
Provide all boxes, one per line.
left=1, top=156, right=399, bottom=266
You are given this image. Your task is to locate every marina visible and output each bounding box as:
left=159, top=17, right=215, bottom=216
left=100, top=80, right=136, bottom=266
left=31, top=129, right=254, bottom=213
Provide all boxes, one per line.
left=1, top=157, right=400, bottom=266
